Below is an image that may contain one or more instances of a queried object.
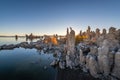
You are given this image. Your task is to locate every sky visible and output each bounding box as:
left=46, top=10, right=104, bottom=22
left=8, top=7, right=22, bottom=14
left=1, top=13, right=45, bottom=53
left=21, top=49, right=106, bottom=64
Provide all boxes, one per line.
left=0, top=0, right=120, bottom=36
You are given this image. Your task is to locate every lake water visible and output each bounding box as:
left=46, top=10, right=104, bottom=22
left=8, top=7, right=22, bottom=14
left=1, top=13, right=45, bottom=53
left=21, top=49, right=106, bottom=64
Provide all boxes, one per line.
left=0, top=37, right=57, bottom=80
left=0, top=37, right=41, bottom=45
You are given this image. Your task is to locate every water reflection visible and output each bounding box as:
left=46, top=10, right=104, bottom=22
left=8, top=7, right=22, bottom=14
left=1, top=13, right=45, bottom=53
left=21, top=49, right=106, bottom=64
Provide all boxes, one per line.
left=0, top=37, right=42, bottom=46
left=0, top=37, right=26, bottom=45
left=26, top=37, right=33, bottom=42
left=0, top=48, right=57, bottom=80
left=25, top=37, right=43, bottom=42
left=15, top=35, right=18, bottom=41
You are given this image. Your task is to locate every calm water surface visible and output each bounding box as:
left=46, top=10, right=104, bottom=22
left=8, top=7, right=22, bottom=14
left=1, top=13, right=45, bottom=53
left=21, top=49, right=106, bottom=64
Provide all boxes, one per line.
left=0, top=37, right=41, bottom=45
left=0, top=37, right=57, bottom=80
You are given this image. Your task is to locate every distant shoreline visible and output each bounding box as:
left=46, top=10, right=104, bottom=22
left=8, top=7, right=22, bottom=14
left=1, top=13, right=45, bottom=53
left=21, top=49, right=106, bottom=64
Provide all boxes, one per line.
left=0, top=36, right=25, bottom=37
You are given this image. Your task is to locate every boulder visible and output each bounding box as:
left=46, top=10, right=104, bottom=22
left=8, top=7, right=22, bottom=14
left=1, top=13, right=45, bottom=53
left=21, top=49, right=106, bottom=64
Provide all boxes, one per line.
left=98, top=45, right=110, bottom=76
left=35, top=44, right=41, bottom=50
left=112, top=51, right=120, bottom=79
left=86, top=54, right=91, bottom=70
left=79, top=49, right=86, bottom=66
left=102, top=55, right=110, bottom=76
left=20, top=42, right=30, bottom=48
left=97, top=36, right=105, bottom=47
left=89, top=46, right=98, bottom=56
left=74, top=56, right=80, bottom=66
left=108, top=51, right=114, bottom=70
left=66, top=55, right=73, bottom=69
left=88, top=56, right=99, bottom=78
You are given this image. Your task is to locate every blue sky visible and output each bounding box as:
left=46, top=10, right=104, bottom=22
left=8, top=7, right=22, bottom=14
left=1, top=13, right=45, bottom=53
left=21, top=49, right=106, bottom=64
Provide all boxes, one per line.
left=0, top=0, right=120, bottom=36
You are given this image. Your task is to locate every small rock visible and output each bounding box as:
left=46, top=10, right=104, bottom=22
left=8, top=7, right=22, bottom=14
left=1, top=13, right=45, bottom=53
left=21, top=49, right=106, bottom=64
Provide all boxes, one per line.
left=59, top=61, right=65, bottom=69
left=50, top=60, right=58, bottom=66
left=44, top=66, right=47, bottom=69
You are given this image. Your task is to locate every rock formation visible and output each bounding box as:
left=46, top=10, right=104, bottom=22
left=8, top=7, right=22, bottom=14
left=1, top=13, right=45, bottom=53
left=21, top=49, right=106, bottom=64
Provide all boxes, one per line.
left=66, top=27, right=75, bottom=68
left=102, top=28, right=107, bottom=35
left=85, top=46, right=99, bottom=78
left=115, top=29, right=120, bottom=44
left=98, top=40, right=110, bottom=76
left=79, top=49, right=85, bottom=66
left=95, top=28, right=100, bottom=39
left=87, top=55, right=99, bottom=78
left=112, top=49, right=120, bottom=79
left=86, top=26, right=91, bottom=40
left=0, top=26, right=120, bottom=80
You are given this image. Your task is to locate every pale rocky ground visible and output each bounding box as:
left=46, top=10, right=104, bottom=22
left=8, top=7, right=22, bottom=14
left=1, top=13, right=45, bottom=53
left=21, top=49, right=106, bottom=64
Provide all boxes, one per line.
left=52, top=27, right=120, bottom=80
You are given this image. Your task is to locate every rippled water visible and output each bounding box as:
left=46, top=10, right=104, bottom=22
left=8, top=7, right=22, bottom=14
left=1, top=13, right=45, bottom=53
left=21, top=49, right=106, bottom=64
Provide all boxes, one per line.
left=0, top=37, right=57, bottom=80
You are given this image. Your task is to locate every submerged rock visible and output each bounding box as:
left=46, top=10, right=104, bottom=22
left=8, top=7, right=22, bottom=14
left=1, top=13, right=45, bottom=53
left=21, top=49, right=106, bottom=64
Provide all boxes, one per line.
left=44, top=66, right=47, bottom=70
left=50, top=60, right=59, bottom=66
